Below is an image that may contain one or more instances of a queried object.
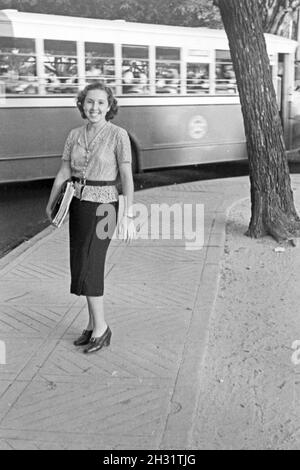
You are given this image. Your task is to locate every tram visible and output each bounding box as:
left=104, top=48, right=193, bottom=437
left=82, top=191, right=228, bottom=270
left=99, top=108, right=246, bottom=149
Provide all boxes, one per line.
left=0, top=9, right=298, bottom=183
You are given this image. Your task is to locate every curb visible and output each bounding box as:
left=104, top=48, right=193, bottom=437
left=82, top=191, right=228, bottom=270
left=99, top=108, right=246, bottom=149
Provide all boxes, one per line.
left=158, top=206, right=226, bottom=449
left=0, top=223, right=56, bottom=271
left=159, top=196, right=249, bottom=449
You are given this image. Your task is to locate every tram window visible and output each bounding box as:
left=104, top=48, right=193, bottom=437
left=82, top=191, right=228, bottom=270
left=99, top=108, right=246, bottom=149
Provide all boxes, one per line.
left=85, top=42, right=115, bottom=90
left=156, top=47, right=180, bottom=61
left=187, top=63, right=209, bottom=94
left=121, top=45, right=149, bottom=95
left=44, top=39, right=78, bottom=94
left=215, top=50, right=237, bottom=94
left=0, top=37, right=38, bottom=94
left=155, top=47, right=180, bottom=94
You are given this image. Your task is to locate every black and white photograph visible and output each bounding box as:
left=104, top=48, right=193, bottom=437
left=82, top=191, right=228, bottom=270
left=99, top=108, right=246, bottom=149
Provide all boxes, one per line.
left=1, top=0, right=300, bottom=454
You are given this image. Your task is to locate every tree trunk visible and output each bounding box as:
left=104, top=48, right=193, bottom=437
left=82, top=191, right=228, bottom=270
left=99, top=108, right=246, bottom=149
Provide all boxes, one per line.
left=217, top=0, right=300, bottom=241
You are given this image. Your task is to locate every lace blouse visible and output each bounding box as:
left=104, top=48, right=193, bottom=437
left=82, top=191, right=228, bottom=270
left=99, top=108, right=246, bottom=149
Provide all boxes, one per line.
left=62, top=121, right=131, bottom=203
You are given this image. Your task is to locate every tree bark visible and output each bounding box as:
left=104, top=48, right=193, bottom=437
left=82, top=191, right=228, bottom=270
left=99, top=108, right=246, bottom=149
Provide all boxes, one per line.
left=217, top=0, right=300, bottom=241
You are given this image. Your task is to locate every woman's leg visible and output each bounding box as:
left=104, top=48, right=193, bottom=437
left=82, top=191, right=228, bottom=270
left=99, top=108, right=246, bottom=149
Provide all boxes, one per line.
left=86, top=295, right=108, bottom=337
left=86, top=305, right=94, bottom=331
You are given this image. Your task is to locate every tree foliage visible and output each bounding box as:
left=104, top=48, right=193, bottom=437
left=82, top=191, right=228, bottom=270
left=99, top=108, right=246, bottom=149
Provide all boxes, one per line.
left=0, top=0, right=222, bottom=27
left=1, top=0, right=300, bottom=34
left=214, top=0, right=300, bottom=36
left=258, top=0, right=300, bottom=35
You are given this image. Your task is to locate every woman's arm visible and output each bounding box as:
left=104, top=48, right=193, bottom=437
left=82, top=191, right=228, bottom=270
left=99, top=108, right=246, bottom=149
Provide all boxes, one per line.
left=119, top=162, right=134, bottom=216
left=118, top=162, right=136, bottom=241
left=45, top=160, right=72, bottom=221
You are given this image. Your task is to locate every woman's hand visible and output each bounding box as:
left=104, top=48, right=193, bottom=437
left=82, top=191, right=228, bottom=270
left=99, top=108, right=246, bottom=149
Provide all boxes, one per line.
left=118, top=216, right=136, bottom=242
left=45, top=160, right=71, bottom=223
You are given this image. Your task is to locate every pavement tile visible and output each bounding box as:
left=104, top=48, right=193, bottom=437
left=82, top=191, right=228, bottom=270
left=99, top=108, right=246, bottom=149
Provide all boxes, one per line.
left=38, top=334, right=185, bottom=380
left=0, top=338, right=44, bottom=381
left=67, top=306, right=192, bottom=347
left=0, top=305, right=70, bottom=337
left=0, top=376, right=172, bottom=440
left=105, top=280, right=198, bottom=309
left=0, top=439, right=13, bottom=450
left=0, top=429, right=157, bottom=449
left=128, top=211, right=213, bottom=239
left=0, top=280, right=75, bottom=306
left=1, top=256, right=70, bottom=281
left=0, top=380, right=31, bottom=423
left=113, top=239, right=206, bottom=249
left=0, top=381, right=13, bottom=398
left=106, top=257, right=203, bottom=284
left=135, top=194, right=226, bottom=217
left=107, top=244, right=206, bottom=265
left=160, top=178, right=249, bottom=194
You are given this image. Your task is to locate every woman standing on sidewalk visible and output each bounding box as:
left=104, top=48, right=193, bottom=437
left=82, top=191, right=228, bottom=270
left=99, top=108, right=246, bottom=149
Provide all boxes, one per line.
left=46, top=81, right=135, bottom=354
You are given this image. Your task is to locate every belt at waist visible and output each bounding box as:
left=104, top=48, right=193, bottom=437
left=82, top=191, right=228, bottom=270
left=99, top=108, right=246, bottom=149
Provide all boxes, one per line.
left=72, top=177, right=117, bottom=186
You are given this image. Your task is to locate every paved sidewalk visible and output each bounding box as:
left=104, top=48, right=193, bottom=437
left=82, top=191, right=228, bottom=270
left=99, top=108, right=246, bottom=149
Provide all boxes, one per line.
left=0, top=176, right=258, bottom=450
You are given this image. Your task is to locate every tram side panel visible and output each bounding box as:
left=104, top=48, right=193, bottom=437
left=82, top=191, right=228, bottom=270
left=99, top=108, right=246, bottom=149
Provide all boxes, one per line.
left=115, top=102, right=248, bottom=170
left=0, top=101, right=248, bottom=183
left=0, top=106, right=82, bottom=183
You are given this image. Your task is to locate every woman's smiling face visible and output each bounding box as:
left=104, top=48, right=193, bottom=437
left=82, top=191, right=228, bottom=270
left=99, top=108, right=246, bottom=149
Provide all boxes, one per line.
left=83, top=89, right=110, bottom=124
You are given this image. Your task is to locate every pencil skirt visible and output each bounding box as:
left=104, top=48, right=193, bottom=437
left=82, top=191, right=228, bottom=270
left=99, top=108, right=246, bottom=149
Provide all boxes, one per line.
left=69, top=197, right=119, bottom=296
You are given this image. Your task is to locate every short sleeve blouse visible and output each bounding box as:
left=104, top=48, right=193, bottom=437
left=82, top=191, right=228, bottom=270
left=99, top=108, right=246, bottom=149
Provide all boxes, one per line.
left=62, top=121, right=132, bottom=203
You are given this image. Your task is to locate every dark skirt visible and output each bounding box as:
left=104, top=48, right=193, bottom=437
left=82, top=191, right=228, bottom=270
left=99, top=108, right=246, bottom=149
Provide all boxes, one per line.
left=69, top=197, right=118, bottom=296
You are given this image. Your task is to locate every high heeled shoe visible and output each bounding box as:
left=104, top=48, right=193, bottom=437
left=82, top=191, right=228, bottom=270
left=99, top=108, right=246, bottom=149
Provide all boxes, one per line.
left=73, top=329, right=93, bottom=346
left=83, top=326, right=112, bottom=354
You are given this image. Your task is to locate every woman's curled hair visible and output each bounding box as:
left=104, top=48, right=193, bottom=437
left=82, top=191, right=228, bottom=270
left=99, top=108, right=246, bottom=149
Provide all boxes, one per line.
left=76, top=81, right=118, bottom=121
